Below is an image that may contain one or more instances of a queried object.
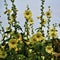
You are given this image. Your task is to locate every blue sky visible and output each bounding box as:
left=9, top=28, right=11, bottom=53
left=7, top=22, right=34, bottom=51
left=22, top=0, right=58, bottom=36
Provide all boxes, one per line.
left=0, top=0, right=60, bottom=39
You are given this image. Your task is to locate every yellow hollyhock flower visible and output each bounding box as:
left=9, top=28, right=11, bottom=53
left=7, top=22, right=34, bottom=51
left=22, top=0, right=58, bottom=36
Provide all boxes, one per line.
left=17, top=34, right=22, bottom=43
left=37, top=16, right=41, bottom=19
left=24, top=9, right=32, bottom=20
left=8, top=38, right=17, bottom=49
left=0, top=49, right=7, bottom=59
left=30, top=35, right=37, bottom=43
left=35, top=32, right=43, bottom=41
left=41, top=36, right=46, bottom=43
left=46, top=10, right=51, bottom=18
left=10, top=14, right=15, bottom=20
left=31, top=35, right=37, bottom=41
left=0, top=52, right=7, bottom=59
left=42, top=18, right=47, bottom=25
left=49, top=31, right=57, bottom=38
left=45, top=46, right=53, bottom=54
left=49, top=28, right=56, bottom=32
left=49, top=28, right=57, bottom=38
left=28, top=18, right=34, bottom=25
left=4, top=9, right=12, bottom=14
left=8, top=19, right=13, bottom=24
left=8, top=14, right=16, bottom=24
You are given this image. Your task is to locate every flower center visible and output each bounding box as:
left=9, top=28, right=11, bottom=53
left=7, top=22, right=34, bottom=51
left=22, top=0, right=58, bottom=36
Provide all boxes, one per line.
left=26, top=12, right=29, bottom=15
left=11, top=42, right=15, bottom=44
left=47, top=47, right=51, bottom=50
left=47, top=13, right=50, bottom=15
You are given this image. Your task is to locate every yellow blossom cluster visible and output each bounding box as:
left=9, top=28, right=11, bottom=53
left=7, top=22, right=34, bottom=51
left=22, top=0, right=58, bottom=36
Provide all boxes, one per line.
left=24, top=9, right=34, bottom=25
left=49, top=28, right=57, bottom=38
left=30, top=32, right=46, bottom=43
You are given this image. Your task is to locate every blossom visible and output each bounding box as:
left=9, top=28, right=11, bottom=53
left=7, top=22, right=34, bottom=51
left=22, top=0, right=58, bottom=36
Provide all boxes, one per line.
left=41, top=36, right=46, bottom=43
left=8, top=19, right=13, bottom=24
left=30, top=32, right=44, bottom=42
left=28, top=18, right=34, bottom=25
left=31, top=35, right=37, bottom=42
left=45, top=10, right=51, bottom=18
left=49, top=31, right=57, bottom=38
left=49, top=28, right=57, bottom=38
left=8, top=38, right=17, bottom=49
left=17, top=34, right=22, bottom=43
left=24, top=9, right=32, bottom=20
left=4, top=9, right=12, bottom=14
left=37, top=16, right=41, bottom=19
left=45, top=46, right=53, bottom=54
left=0, top=49, right=7, bottom=59
left=49, top=28, right=56, bottom=32
left=42, top=18, right=47, bottom=25
left=35, top=32, right=43, bottom=41
left=8, top=14, right=15, bottom=24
